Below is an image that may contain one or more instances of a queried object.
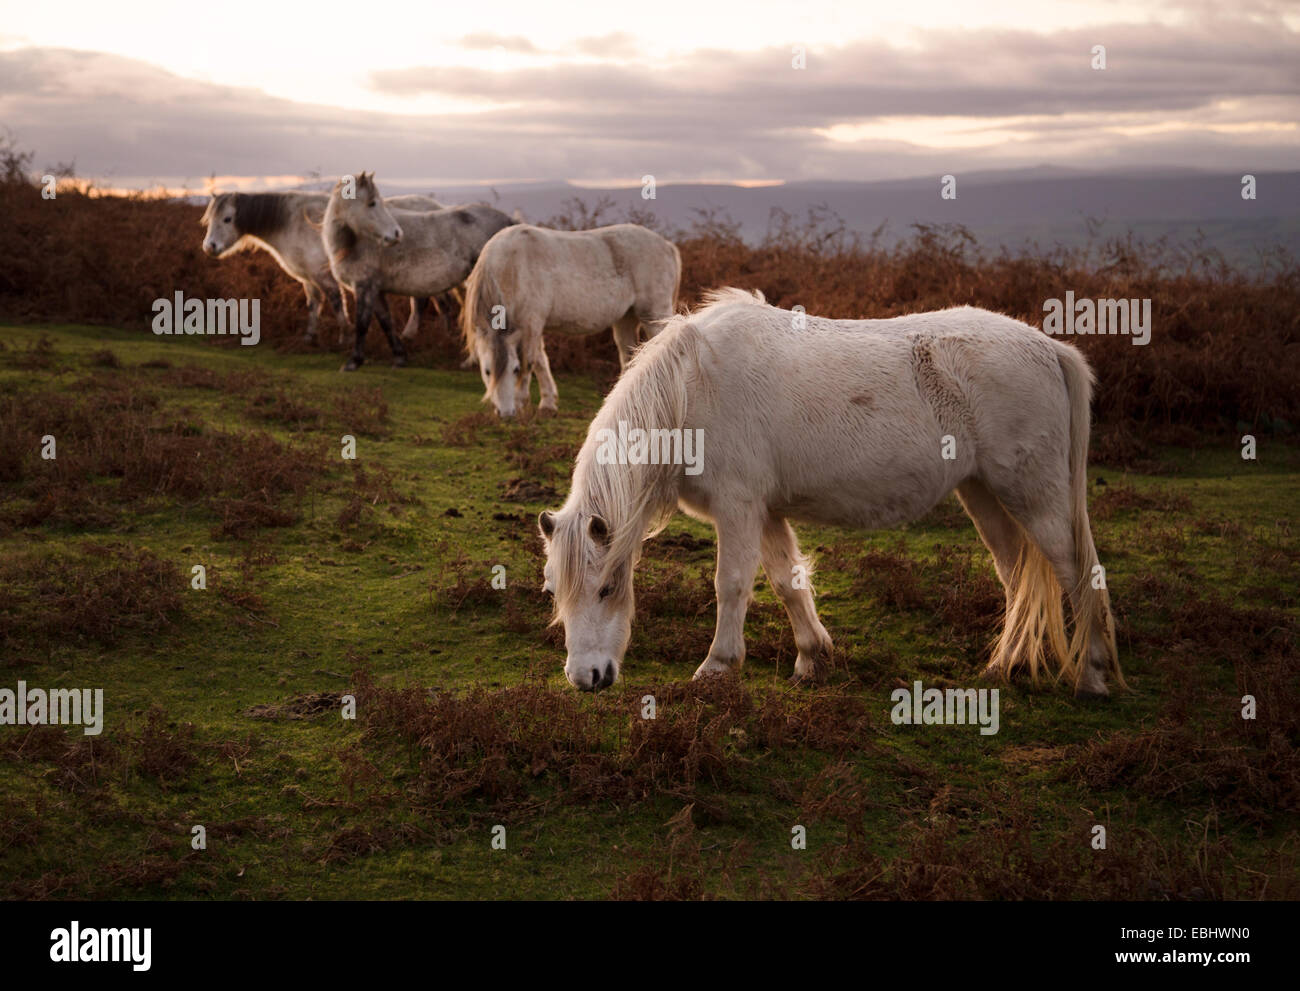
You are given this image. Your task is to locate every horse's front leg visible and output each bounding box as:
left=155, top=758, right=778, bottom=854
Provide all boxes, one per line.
left=343, top=288, right=374, bottom=372
left=694, top=510, right=763, bottom=680
left=760, top=514, right=834, bottom=683
left=532, top=343, right=559, bottom=414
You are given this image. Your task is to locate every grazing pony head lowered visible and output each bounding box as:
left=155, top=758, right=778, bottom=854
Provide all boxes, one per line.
left=461, top=265, right=527, bottom=418
left=324, top=172, right=403, bottom=251
left=538, top=315, right=704, bottom=689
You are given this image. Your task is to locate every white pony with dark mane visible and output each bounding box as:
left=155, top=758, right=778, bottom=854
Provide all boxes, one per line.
left=538, top=289, right=1123, bottom=698
left=322, top=172, right=515, bottom=371
left=462, top=223, right=681, bottom=416
left=200, top=189, right=444, bottom=345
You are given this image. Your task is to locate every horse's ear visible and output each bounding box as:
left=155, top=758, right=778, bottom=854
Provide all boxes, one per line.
left=588, top=515, right=610, bottom=545
left=538, top=510, right=556, bottom=539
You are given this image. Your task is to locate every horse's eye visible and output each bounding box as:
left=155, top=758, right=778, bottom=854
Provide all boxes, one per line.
left=368, top=200, right=377, bottom=208
left=598, top=585, right=613, bottom=600
left=223, top=217, right=231, bottom=223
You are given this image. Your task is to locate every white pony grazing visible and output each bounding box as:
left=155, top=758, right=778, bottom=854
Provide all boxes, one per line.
left=200, top=189, right=443, bottom=345
left=462, top=223, right=681, bottom=417
left=323, top=172, right=515, bottom=371
left=539, top=289, right=1124, bottom=699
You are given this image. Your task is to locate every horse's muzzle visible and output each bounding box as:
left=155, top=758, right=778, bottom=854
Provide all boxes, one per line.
left=571, top=661, right=616, bottom=692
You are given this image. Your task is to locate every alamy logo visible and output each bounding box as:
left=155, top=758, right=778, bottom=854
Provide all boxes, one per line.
left=890, top=680, right=999, bottom=735
left=151, top=292, right=261, bottom=346
left=50, top=921, right=151, bottom=971
left=1042, top=292, right=1151, bottom=345
left=0, top=681, right=103, bottom=735
left=594, top=419, right=704, bottom=476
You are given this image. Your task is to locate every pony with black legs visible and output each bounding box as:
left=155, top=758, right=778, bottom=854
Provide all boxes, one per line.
left=322, top=173, right=514, bottom=371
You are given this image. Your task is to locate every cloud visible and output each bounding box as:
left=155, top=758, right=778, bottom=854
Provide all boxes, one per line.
left=371, top=22, right=1300, bottom=124
left=457, top=33, right=541, bottom=54
left=571, top=33, right=641, bottom=58
left=1, top=15, right=1297, bottom=187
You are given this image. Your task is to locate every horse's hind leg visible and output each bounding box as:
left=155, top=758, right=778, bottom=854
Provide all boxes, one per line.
left=991, top=483, right=1114, bottom=698
left=372, top=297, right=408, bottom=367
left=400, top=296, right=428, bottom=342
left=518, top=319, right=557, bottom=413
left=760, top=514, right=833, bottom=683
left=695, top=508, right=764, bottom=681
left=956, top=480, right=1027, bottom=679
left=1021, top=507, right=1115, bottom=698
left=612, top=313, right=641, bottom=369
left=316, top=273, right=349, bottom=347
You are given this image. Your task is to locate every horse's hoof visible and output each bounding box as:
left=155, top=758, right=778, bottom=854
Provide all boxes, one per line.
left=1074, top=683, right=1110, bottom=700
left=979, top=660, right=1009, bottom=683
left=392, top=356, right=408, bottom=368
left=792, top=659, right=822, bottom=684
left=692, top=658, right=735, bottom=680
left=341, top=360, right=362, bottom=372
left=538, top=405, right=558, bottom=418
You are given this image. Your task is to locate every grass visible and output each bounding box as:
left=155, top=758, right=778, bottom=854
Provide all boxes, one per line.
left=0, top=322, right=1296, bottom=900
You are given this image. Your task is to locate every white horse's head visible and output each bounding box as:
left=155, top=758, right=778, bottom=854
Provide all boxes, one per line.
left=474, top=328, right=530, bottom=418
left=200, top=193, right=242, bottom=256
left=332, top=172, right=403, bottom=246
left=538, top=508, right=633, bottom=691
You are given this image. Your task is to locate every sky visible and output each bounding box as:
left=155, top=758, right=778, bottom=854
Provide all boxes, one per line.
left=0, top=0, right=1297, bottom=190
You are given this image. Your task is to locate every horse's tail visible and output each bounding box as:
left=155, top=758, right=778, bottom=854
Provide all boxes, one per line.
left=992, top=343, right=1122, bottom=692
left=1058, top=343, right=1124, bottom=691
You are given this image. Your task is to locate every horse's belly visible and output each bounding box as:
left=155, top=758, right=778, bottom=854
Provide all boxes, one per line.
left=548, top=320, right=613, bottom=336
left=546, top=291, right=631, bottom=333
left=773, top=435, right=963, bottom=530
left=774, top=482, right=948, bottom=531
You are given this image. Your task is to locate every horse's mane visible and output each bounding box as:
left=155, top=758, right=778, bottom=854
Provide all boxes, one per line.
left=229, top=193, right=290, bottom=238
left=696, top=286, right=765, bottom=308
left=199, top=193, right=222, bottom=226
left=550, top=305, right=718, bottom=623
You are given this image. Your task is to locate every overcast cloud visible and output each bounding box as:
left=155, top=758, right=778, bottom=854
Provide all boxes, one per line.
left=0, top=12, right=1296, bottom=188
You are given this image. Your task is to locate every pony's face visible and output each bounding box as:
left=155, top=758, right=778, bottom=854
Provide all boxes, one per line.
left=539, top=509, right=633, bottom=691
left=201, top=194, right=241, bottom=256
left=475, top=330, right=528, bottom=418
left=338, top=173, right=403, bottom=246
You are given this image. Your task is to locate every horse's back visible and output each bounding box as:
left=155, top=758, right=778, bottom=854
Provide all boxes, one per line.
left=380, top=204, right=512, bottom=289
left=678, top=300, right=1075, bottom=527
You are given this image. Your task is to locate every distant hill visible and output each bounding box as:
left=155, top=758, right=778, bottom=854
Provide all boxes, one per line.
left=205, top=168, right=1300, bottom=272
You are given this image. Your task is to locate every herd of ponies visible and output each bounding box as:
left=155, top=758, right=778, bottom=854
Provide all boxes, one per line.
left=199, top=173, right=1125, bottom=699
